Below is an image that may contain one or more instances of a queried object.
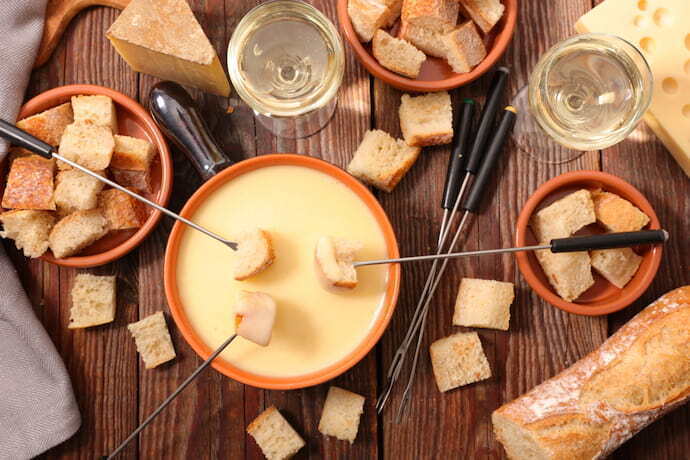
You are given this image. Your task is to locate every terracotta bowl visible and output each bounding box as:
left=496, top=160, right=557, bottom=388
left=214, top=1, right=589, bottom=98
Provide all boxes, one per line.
left=516, top=171, right=662, bottom=316
left=12, top=84, right=173, bottom=268
left=336, top=0, right=518, bottom=92
left=164, top=154, right=401, bottom=389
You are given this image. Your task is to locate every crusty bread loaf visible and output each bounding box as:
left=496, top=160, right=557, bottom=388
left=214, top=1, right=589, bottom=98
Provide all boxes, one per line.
left=69, top=274, right=116, bottom=328
left=453, top=277, right=514, bottom=330
left=591, top=190, right=650, bottom=233
left=398, top=21, right=447, bottom=57
left=442, top=20, right=487, bottom=74
left=348, top=0, right=392, bottom=42
left=492, top=286, right=690, bottom=460
left=372, top=29, right=426, bottom=78
left=530, top=189, right=596, bottom=243
left=590, top=247, right=642, bottom=289
left=16, top=102, right=73, bottom=146
left=318, top=386, right=365, bottom=443
left=402, top=0, right=459, bottom=33
left=71, top=94, right=118, bottom=132
left=233, top=228, right=275, bottom=281
left=111, top=134, right=156, bottom=171
left=58, top=122, right=115, bottom=170
left=247, top=406, right=305, bottom=460
left=54, top=169, right=105, bottom=215
left=458, top=0, right=505, bottom=34
left=127, top=311, right=176, bottom=369
left=1, top=155, right=55, bottom=210
left=0, top=210, right=55, bottom=258
left=399, top=91, right=453, bottom=147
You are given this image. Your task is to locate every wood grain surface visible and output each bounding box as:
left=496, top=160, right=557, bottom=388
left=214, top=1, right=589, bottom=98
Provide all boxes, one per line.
left=8, top=0, right=687, bottom=458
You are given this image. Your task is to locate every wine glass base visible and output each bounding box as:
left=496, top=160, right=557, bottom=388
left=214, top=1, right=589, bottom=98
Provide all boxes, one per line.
left=511, top=86, right=588, bottom=165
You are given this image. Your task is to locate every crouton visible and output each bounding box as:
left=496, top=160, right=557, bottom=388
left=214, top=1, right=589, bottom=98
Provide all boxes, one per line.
left=16, top=102, right=73, bottom=146
left=442, top=21, right=487, bottom=73
left=458, top=0, right=505, bottom=34
left=315, top=236, right=363, bottom=289
left=398, top=21, right=447, bottom=58
left=48, top=209, right=108, bottom=258
left=372, top=29, right=426, bottom=78
left=591, top=190, right=650, bottom=233
left=110, top=168, right=152, bottom=193
left=402, top=0, right=460, bottom=32
left=68, top=274, right=116, bottom=329
left=54, top=169, right=105, bottom=215
left=453, top=278, right=515, bottom=331
left=590, top=248, right=642, bottom=289
left=58, top=122, right=115, bottom=170
left=71, top=95, right=118, bottom=131
left=127, top=311, right=176, bottom=369
left=535, top=249, right=594, bottom=302
left=530, top=189, right=596, bottom=242
left=247, top=406, right=305, bottom=460
left=234, top=291, right=277, bottom=347
left=233, top=228, right=275, bottom=281
left=399, top=92, right=454, bottom=147
left=98, top=189, right=147, bottom=230
left=318, top=386, right=365, bottom=443
left=430, top=331, right=491, bottom=392
left=0, top=210, right=55, bottom=258
left=347, top=129, right=421, bottom=192
left=347, top=0, right=391, bottom=42
left=1, top=155, right=55, bottom=210
left=111, top=134, right=155, bottom=171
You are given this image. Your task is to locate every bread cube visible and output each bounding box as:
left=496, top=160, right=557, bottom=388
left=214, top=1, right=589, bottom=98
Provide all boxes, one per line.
left=591, top=248, right=642, bottom=289
left=0, top=210, right=55, bottom=258
left=347, top=129, right=421, bottom=192
left=399, top=92, right=453, bottom=147
left=58, top=122, right=115, bottom=170
left=111, top=134, right=155, bottom=171
left=233, top=228, right=275, bottom=281
left=111, top=168, right=152, bottom=193
left=234, top=291, right=277, bottom=347
left=48, top=209, right=108, bottom=258
left=372, top=30, right=426, bottom=78
left=381, top=0, right=403, bottom=26
left=315, top=236, right=363, bottom=289
left=54, top=169, right=105, bottom=215
left=453, top=278, right=515, bottom=330
left=399, top=21, right=446, bottom=57
left=430, top=331, right=491, bottom=392
left=68, top=274, right=116, bottom=329
left=402, top=0, right=459, bottom=33
left=591, top=190, right=650, bottom=233
left=16, top=102, right=73, bottom=146
left=247, top=406, right=305, bottom=460
left=530, top=189, right=595, bottom=242
left=127, top=311, right=176, bottom=369
left=348, top=0, right=392, bottom=42
left=459, top=0, right=505, bottom=34
left=1, top=155, right=55, bottom=210
left=442, top=21, right=487, bottom=73
left=535, top=249, right=594, bottom=302
left=71, top=95, right=118, bottom=131
left=318, top=386, right=365, bottom=443
left=98, top=189, right=147, bottom=230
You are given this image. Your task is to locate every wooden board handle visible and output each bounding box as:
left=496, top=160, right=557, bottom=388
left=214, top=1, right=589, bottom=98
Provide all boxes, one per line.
left=34, top=0, right=130, bottom=68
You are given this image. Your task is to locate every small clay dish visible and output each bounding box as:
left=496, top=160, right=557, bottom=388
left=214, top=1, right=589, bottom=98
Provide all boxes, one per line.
left=336, top=0, right=518, bottom=92
left=11, top=84, right=173, bottom=268
left=516, top=171, right=662, bottom=316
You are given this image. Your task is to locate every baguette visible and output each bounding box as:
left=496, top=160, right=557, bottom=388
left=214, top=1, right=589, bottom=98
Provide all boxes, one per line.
left=492, top=286, right=690, bottom=460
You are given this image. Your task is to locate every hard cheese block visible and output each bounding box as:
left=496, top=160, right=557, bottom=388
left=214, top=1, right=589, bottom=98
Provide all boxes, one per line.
left=576, top=0, right=690, bottom=177
left=106, top=0, right=231, bottom=97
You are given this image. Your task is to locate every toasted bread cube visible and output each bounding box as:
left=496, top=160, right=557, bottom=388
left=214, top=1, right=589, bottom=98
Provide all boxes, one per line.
left=127, top=311, right=176, bottom=369
left=48, top=209, right=108, bottom=258
left=591, top=248, right=642, bottom=289
left=16, top=102, right=74, bottom=146
left=98, top=189, right=147, bottom=230
left=442, top=21, right=487, bottom=73
left=372, top=29, right=426, bottom=78
left=7, top=147, right=33, bottom=163
left=1, top=155, right=55, bottom=210
left=111, top=168, right=152, bottom=193
left=430, top=331, right=491, bottom=392
left=402, top=0, right=459, bottom=33
left=234, top=291, right=277, bottom=347
left=381, top=0, right=403, bottom=26
left=347, top=130, right=421, bottom=192
left=111, top=135, right=155, bottom=171
left=71, top=95, right=118, bottom=131
left=398, top=21, right=447, bottom=57
left=247, top=406, right=305, bottom=460
left=399, top=92, right=453, bottom=147
left=315, top=236, right=363, bottom=289
left=347, top=0, right=392, bottom=42
left=459, top=0, right=505, bottom=34
left=54, top=169, right=105, bottom=215
left=318, top=386, right=365, bottom=443
left=58, top=122, right=115, bottom=170
left=591, top=190, right=650, bottom=233
left=68, top=274, right=116, bottom=329
left=530, top=189, right=595, bottom=242
left=535, top=249, right=594, bottom=302
left=233, top=228, right=275, bottom=281
left=0, top=210, right=55, bottom=258
left=453, top=278, right=515, bottom=330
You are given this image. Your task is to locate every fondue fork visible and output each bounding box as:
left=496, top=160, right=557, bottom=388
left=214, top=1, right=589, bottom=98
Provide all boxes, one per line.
left=0, top=120, right=239, bottom=251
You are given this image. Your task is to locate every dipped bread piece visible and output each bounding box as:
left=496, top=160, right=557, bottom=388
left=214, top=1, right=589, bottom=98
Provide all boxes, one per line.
left=315, top=236, right=363, bottom=289
left=234, top=291, right=276, bottom=347
left=232, top=228, right=275, bottom=280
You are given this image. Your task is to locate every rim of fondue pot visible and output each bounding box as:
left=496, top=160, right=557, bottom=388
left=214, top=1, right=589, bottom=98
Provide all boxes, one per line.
left=164, top=154, right=401, bottom=389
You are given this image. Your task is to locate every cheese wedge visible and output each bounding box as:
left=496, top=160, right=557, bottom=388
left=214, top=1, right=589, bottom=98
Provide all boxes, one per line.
left=576, top=0, right=690, bottom=177
left=106, top=0, right=231, bottom=97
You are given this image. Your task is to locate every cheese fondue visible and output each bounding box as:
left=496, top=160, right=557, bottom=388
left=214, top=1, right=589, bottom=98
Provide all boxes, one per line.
left=176, top=165, right=390, bottom=377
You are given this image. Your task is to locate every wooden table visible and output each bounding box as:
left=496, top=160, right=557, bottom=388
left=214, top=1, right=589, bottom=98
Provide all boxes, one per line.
left=14, top=1, right=688, bottom=458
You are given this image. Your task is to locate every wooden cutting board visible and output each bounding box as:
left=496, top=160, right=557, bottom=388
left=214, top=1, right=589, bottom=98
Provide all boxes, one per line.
left=35, top=0, right=130, bottom=68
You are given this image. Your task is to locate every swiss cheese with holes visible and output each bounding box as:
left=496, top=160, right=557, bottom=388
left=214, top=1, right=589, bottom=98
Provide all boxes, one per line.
left=576, top=0, right=690, bottom=177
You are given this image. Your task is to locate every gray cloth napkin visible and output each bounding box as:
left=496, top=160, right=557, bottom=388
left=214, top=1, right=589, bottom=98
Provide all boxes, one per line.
left=0, top=1, right=81, bottom=459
